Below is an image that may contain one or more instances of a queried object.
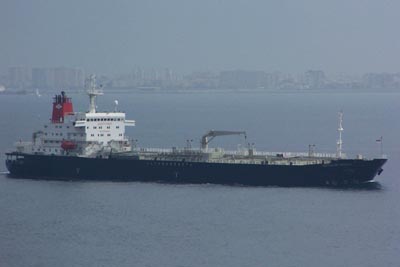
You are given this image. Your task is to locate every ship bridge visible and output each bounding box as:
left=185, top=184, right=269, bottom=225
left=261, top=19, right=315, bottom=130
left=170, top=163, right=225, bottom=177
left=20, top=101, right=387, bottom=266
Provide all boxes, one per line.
left=74, top=112, right=135, bottom=144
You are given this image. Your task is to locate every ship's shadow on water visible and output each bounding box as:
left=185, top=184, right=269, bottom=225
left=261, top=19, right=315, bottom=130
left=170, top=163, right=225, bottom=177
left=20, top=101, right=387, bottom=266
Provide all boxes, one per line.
left=5, top=174, right=383, bottom=191
left=315, top=181, right=383, bottom=191
left=208, top=181, right=384, bottom=191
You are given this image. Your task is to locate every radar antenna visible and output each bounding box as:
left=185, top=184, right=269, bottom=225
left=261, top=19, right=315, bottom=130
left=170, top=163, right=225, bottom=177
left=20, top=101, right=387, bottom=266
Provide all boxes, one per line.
left=336, top=111, right=344, bottom=158
left=86, top=74, right=103, bottom=113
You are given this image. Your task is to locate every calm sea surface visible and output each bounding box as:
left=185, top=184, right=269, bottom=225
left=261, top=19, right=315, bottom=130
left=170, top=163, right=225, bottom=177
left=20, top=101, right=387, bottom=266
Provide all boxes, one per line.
left=0, top=91, right=399, bottom=267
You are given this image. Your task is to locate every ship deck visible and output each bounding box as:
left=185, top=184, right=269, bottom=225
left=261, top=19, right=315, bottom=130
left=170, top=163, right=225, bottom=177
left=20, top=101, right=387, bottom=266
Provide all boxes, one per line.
left=113, top=147, right=341, bottom=166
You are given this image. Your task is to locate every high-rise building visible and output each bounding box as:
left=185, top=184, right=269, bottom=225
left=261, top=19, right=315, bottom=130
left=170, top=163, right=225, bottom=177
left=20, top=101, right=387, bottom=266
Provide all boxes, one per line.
left=219, top=70, right=266, bottom=89
left=363, top=73, right=396, bottom=89
left=32, top=67, right=84, bottom=89
left=8, top=67, right=32, bottom=88
left=32, top=68, right=55, bottom=88
left=304, top=70, right=326, bottom=89
left=53, top=67, right=85, bottom=89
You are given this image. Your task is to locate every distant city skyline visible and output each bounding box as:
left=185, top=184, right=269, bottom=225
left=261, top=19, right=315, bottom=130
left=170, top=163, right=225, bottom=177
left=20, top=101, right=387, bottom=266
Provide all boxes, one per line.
left=2, top=65, right=400, bottom=91
left=1, top=1, right=400, bottom=75
left=0, top=64, right=373, bottom=79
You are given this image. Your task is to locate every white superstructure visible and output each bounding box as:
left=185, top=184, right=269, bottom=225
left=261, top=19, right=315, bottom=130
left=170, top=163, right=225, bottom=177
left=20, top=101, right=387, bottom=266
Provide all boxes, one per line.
left=18, top=76, right=135, bottom=157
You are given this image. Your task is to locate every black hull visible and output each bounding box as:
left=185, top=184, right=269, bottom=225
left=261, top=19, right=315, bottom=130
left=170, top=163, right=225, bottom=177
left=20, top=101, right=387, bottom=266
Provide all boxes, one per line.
left=5, top=153, right=387, bottom=186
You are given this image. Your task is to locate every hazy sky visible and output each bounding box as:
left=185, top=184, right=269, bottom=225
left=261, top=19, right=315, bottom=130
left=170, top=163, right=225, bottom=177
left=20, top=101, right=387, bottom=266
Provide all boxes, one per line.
left=1, top=0, right=400, bottom=75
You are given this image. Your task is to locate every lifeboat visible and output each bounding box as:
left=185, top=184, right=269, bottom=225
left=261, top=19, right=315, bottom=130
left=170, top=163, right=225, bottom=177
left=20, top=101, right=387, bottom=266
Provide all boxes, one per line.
left=61, top=140, right=77, bottom=150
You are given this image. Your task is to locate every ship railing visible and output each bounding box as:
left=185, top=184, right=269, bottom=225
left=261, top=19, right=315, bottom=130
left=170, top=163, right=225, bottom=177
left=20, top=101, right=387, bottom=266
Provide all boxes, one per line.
left=206, top=159, right=329, bottom=165
left=224, top=150, right=343, bottom=159
left=14, top=141, right=33, bottom=153
left=14, top=141, right=33, bottom=146
left=131, top=147, right=343, bottom=159
left=132, top=147, right=208, bottom=154
left=133, top=147, right=174, bottom=153
left=130, top=147, right=333, bottom=165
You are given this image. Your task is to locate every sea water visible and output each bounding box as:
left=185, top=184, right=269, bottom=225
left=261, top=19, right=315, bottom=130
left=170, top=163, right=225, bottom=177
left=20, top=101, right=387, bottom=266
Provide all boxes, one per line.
left=0, top=91, right=399, bottom=267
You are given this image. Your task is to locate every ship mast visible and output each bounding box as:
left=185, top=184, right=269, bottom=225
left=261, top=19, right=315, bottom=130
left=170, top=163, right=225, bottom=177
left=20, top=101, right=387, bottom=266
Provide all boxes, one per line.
left=86, top=74, right=103, bottom=113
left=336, top=111, right=344, bottom=158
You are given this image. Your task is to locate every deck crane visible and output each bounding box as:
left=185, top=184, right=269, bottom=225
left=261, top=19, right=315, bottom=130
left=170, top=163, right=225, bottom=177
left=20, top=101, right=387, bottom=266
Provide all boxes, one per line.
left=201, top=130, right=247, bottom=150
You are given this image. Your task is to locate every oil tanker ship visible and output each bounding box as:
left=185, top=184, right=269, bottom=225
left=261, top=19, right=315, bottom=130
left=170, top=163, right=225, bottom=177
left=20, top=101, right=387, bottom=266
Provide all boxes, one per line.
left=5, top=76, right=387, bottom=186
